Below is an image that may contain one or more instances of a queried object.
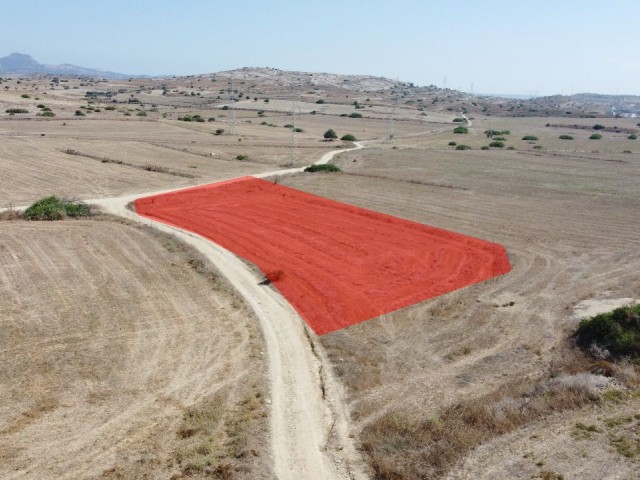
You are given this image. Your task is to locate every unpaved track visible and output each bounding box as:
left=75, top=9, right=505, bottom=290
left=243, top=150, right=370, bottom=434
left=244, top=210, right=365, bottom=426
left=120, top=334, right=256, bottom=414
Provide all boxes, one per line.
left=92, top=141, right=368, bottom=480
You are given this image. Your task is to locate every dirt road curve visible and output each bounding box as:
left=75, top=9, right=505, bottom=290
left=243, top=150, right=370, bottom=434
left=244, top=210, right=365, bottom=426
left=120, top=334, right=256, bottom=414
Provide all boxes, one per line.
left=92, top=142, right=368, bottom=480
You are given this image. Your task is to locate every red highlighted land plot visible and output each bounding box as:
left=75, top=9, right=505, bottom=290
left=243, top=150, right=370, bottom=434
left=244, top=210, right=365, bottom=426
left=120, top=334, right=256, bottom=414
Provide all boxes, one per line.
left=135, top=177, right=511, bottom=335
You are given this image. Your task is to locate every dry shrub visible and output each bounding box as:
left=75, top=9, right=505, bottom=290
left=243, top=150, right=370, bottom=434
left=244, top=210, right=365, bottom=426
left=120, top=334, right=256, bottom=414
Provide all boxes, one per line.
left=265, top=269, right=284, bottom=283
left=362, top=373, right=607, bottom=479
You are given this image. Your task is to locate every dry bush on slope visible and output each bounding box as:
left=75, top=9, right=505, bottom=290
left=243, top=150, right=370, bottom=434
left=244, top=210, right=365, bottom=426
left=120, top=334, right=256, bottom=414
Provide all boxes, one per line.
left=362, top=366, right=607, bottom=479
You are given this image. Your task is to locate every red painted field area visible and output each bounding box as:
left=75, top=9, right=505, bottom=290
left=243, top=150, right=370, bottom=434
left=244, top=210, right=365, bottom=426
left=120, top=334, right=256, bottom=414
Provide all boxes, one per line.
left=135, top=177, right=511, bottom=335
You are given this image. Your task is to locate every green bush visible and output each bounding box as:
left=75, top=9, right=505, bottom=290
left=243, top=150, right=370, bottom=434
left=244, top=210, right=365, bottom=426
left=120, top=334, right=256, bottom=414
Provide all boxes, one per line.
left=522, top=135, right=538, bottom=141
left=39, top=111, right=55, bottom=117
left=448, top=141, right=457, bottom=146
left=593, top=124, right=605, bottom=130
left=284, top=124, right=294, bottom=128
left=315, top=99, right=325, bottom=104
left=559, top=135, right=573, bottom=140
left=214, top=128, right=224, bottom=135
left=456, top=144, right=471, bottom=150
left=533, top=145, right=543, bottom=149
left=105, top=106, right=116, bottom=111
left=304, top=164, right=341, bottom=173
left=236, top=154, right=248, bottom=161
left=481, top=146, right=490, bottom=150
left=136, top=111, right=147, bottom=116
left=21, top=93, right=30, bottom=98
left=452, top=117, right=466, bottom=123
left=23, top=196, right=91, bottom=221
left=589, top=133, right=602, bottom=140
left=576, top=304, right=640, bottom=359
left=628, top=134, right=637, bottom=140
left=349, top=112, right=362, bottom=118
left=489, top=140, right=505, bottom=148
left=36, top=103, right=46, bottom=109
left=6, top=108, right=28, bottom=114
left=484, top=129, right=510, bottom=137
left=75, top=110, right=85, bottom=116
left=323, top=129, right=338, bottom=140
left=453, top=126, right=468, bottom=134
left=294, top=127, right=303, bottom=132
left=341, top=133, right=357, bottom=141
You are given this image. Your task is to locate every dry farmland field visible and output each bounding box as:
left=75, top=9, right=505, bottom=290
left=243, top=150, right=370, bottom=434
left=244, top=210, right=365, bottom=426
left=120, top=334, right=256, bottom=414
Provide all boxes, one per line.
left=1, top=71, right=640, bottom=479
left=0, top=218, right=269, bottom=479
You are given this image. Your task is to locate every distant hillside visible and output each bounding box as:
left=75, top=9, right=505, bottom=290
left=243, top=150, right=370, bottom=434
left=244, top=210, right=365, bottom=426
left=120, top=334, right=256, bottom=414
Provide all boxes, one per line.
left=0, top=52, right=134, bottom=79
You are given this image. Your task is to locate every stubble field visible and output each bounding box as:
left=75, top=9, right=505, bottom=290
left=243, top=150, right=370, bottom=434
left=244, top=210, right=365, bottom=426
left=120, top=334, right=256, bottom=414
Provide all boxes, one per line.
left=0, top=219, right=269, bottom=479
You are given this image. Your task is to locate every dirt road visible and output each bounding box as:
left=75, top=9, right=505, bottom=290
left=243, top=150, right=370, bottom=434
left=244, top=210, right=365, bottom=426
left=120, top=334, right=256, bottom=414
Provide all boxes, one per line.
left=92, top=141, right=368, bottom=480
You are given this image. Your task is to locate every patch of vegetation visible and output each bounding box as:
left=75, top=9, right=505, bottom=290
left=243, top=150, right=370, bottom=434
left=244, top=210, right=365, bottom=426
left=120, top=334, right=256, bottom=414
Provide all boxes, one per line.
left=456, top=144, right=472, bottom=150
left=522, top=135, right=539, bottom=141
left=323, top=128, right=338, bottom=140
left=136, top=111, right=147, bottom=116
left=484, top=129, right=511, bottom=137
left=38, top=111, right=55, bottom=117
left=341, top=133, right=357, bottom=141
left=23, top=196, right=91, bottom=221
left=448, top=141, right=457, bottom=146
left=453, top=126, right=468, bottom=134
left=628, top=134, right=637, bottom=140
left=214, top=128, right=224, bottom=135
left=236, top=154, right=248, bottom=161
left=593, top=124, right=606, bottom=130
left=315, top=99, right=325, bottom=104
left=533, top=145, right=543, bottom=149
left=21, top=93, right=30, bottom=98
left=559, top=135, right=573, bottom=140
left=589, top=133, right=602, bottom=140
left=576, top=304, right=640, bottom=359
left=452, top=117, right=466, bottom=123
left=489, top=140, right=505, bottom=148
left=304, top=164, right=341, bottom=173
left=349, top=112, right=363, bottom=118
left=481, top=146, right=490, bottom=150
left=6, top=108, right=28, bottom=114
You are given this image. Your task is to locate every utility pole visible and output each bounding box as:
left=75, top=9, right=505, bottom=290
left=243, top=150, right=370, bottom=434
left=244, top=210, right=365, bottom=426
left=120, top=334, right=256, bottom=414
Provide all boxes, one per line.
left=227, top=72, right=236, bottom=135
left=289, top=98, right=299, bottom=165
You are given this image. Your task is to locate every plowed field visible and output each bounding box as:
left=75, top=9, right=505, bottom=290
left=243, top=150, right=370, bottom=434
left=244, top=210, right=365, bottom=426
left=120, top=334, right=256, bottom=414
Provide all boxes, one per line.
left=135, top=177, right=511, bottom=335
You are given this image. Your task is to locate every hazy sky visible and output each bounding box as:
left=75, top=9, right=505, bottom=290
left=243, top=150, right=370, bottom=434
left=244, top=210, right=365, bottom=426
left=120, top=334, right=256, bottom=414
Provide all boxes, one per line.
left=2, top=0, right=638, bottom=95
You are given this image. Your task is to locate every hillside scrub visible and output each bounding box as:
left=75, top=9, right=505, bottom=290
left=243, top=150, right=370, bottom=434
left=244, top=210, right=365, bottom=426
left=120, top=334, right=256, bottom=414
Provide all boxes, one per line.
left=453, top=126, right=468, bottom=134
left=576, top=304, right=640, bottom=359
left=23, top=196, right=91, bottom=220
left=341, top=133, right=357, bottom=141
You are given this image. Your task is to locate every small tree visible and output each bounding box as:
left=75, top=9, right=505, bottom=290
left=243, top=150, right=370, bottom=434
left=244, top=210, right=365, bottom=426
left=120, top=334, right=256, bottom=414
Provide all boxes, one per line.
left=323, top=129, right=337, bottom=140
left=341, top=133, right=357, bottom=141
